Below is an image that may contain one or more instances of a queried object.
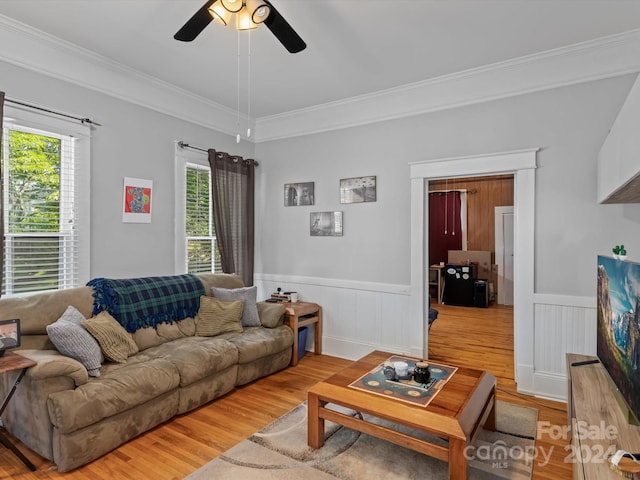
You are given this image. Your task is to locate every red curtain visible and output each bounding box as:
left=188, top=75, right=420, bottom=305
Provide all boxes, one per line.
left=429, top=191, right=462, bottom=266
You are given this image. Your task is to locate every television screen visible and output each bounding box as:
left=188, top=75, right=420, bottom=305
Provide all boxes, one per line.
left=597, top=255, right=640, bottom=424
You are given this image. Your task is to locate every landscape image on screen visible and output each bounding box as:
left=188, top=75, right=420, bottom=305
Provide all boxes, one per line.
left=597, top=255, right=640, bottom=423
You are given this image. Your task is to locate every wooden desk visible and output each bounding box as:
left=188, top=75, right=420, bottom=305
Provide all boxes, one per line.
left=282, top=302, right=322, bottom=366
left=0, top=351, right=37, bottom=471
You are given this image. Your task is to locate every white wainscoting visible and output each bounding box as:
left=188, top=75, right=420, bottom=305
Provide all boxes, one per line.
left=254, top=274, right=420, bottom=361
left=531, top=293, right=596, bottom=401
left=255, top=274, right=596, bottom=402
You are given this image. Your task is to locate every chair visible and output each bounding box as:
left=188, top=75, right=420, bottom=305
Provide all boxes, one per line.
left=428, top=295, right=438, bottom=330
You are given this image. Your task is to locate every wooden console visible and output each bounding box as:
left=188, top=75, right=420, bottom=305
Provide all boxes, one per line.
left=567, top=353, right=640, bottom=479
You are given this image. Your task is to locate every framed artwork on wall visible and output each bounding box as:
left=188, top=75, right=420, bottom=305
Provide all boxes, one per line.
left=123, top=177, right=153, bottom=223
left=310, top=211, right=343, bottom=236
left=340, top=175, right=376, bottom=204
left=284, top=182, right=315, bottom=206
left=0, top=319, right=20, bottom=349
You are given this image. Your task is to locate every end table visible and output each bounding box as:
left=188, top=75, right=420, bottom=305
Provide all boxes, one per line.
left=283, top=301, right=322, bottom=366
left=0, top=351, right=37, bottom=471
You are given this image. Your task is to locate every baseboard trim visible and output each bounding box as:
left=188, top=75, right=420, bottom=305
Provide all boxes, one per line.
left=322, top=336, right=422, bottom=362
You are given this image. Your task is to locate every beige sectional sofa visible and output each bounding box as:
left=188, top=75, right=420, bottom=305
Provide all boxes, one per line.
left=0, top=273, right=293, bottom=472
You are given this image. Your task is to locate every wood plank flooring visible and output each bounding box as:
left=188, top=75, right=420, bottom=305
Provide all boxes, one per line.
left=0, top=303, right=572, bottom=479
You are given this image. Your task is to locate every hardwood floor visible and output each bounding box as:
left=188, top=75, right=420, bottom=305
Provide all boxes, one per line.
left=1, top=303, right=571, bottom=479
left=429, top=303, right=572, bottom=480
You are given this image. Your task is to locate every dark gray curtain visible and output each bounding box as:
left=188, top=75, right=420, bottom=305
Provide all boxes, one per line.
left=0, top=91, right=4, bottom=298
left=208, top=149, right=256, bottom=286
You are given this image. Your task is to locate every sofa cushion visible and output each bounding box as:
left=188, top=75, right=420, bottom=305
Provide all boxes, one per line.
left=131, top=336, right=239, bottom=387
left=256, top=302, right=286, bottom=328
left=218, top=325, right=294, bottom=364
left=46, top=306, right=104, bottom=377
left=195, top=296, right=244, bottom=336
left=47, top=358, right=180, bottom=434
left=211, top=286, right=260, bottom=327
left=82, top=312, right=139, bottom=363
left=155, top=319, right=186, bottom=341
left=131, top=326, right=164, bottom=351
left=197, top=273, right=245, bottom=293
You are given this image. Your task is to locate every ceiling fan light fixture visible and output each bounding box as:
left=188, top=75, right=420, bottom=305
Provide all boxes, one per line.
left=245, top=0, right=271, bottom=24
left=208, top=2, right=232, bottom=25
left=236, top=6, right=258, bottom=30
left=220, top=0, right=243, bottom=13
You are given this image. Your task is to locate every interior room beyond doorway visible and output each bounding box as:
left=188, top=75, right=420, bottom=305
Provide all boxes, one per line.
left=428, top=174, right=514, bottom=307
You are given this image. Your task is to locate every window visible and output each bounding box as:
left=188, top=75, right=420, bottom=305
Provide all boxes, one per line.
left=175, top=146, right=221, bottom=274
left=2, top=108, right=90, bottom=296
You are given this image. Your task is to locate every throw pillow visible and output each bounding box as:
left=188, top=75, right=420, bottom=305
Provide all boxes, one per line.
left=195, top=296, right=244, bottom=337
left=211, top=285, right=260, bottom=327
left=46, top=305, right=104, bottom=377
left=82, top=312, right=139, bottom=363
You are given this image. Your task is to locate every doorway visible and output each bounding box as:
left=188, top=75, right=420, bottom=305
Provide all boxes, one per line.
left=495, top=206, right=514, bottom=305
left=409, top=149, right=537, bottom=392
left=428, top=175, right=514, bottom=307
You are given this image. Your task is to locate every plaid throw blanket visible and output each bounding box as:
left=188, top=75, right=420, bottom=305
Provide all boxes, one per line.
left=87, top=274, right=206, bottom=332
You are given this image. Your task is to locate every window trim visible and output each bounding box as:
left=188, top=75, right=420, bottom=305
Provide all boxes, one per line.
left=2, top=105, right=91, bottom=296
left=174, top=143, right=216, bottom=275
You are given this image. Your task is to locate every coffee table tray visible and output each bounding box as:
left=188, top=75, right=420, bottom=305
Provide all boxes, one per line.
left=348, top=355, right=457, bottom=407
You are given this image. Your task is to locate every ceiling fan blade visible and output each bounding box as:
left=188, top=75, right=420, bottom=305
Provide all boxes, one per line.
left=264, top=2, right=306, bottom=53
left=174, top=0, right=216, bottom=42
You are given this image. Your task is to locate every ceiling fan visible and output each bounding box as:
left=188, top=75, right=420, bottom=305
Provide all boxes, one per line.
left=174, top=0, right=306, bottom=54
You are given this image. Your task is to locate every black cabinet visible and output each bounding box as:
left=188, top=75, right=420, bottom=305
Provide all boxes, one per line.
left=442, top=264, right=477, bottom=307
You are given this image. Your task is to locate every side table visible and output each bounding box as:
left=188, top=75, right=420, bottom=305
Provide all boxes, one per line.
left=0, top=351, right=37, bottom=471
left=282, top=302, right=322, bottom=366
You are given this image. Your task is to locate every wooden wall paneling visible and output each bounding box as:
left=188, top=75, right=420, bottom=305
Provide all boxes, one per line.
left=429, top=175, right=514, bottom=257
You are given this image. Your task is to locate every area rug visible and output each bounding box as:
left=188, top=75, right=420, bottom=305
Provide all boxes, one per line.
left=185, top=400, right=538, bottom=480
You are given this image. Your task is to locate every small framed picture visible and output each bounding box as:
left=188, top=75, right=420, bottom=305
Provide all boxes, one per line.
left=123, top=177, right=153, bottom=223
left=310, top=211, right=343, bottom=236
left=0, top=319, right=21, bottom=349
left=284, top=182, right=315, bottom=206
left=340, top=175, right=377, bottom=204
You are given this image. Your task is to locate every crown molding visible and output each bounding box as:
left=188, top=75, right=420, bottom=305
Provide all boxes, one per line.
left=1, top=14, right=639, bottom=143
left=255, top=28, right=640, bottom=142
left=0, top=14, right=247, bottom=137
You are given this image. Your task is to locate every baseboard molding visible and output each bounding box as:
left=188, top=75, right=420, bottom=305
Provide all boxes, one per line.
left=532, top=371, right=568, bottom=402
left=322, top=336, right=423, bottom=362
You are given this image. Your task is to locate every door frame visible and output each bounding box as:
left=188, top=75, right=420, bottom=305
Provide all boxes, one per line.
left=410, top=149, right=537, bottom=392
left=495, top=205, right=515, bottom=305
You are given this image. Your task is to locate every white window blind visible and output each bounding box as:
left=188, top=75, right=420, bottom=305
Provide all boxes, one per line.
left=174, top=144, right=221, bottom=274
left=2, top=107, right=90, bottom=296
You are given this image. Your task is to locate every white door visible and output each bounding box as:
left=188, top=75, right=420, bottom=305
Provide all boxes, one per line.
left=495, top=206, right=514, bottom=305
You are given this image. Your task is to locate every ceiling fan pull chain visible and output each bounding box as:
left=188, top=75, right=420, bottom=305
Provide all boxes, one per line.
left=236, top=28, right=241, bottom=143
left=452, top=191, right=456, bottom=236
left=247, top=28, right=252, bottom=138
left=444, top=181, right=448, bottom=235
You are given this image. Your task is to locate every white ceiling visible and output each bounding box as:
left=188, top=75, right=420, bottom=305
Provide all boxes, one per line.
left=2, top=0, right=640, bottom=121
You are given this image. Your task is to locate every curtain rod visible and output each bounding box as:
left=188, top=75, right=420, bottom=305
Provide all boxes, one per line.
left=5, top=97, right=101, bottom=127
left=430, top=188, right=477, bottom=194
left=177, top=141, right=259, bottom=166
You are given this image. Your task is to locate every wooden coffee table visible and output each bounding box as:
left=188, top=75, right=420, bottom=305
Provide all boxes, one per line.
left=307, top=350, right=496, bottom=480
